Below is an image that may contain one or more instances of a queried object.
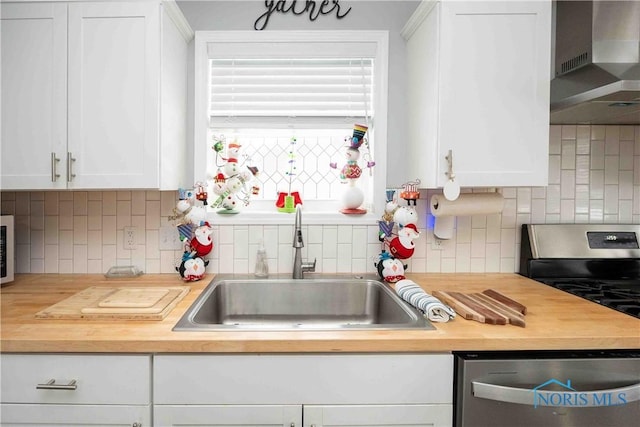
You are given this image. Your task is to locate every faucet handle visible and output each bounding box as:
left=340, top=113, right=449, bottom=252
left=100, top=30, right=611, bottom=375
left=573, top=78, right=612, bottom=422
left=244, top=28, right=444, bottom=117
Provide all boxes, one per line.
left=302, top=258, right=317, bottom=272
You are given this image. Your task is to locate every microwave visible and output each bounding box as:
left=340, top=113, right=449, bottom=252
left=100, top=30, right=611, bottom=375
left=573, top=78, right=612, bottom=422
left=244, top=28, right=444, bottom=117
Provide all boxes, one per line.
left=1, top=215, right=15, bottom=285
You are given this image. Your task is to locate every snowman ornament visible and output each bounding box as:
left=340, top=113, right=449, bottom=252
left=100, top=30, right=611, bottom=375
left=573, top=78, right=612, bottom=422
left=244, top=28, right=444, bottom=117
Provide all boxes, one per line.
left=393, top=205, right=418, bottom=229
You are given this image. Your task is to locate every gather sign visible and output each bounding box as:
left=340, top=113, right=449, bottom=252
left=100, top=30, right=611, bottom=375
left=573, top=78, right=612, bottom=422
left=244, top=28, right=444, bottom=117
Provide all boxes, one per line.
left=254, top=0, right=352, bottom=30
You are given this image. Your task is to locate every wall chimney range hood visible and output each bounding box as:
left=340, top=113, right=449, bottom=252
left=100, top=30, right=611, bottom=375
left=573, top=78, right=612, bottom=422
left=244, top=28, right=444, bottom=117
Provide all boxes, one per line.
left=550, top=1, right=640, bottom=125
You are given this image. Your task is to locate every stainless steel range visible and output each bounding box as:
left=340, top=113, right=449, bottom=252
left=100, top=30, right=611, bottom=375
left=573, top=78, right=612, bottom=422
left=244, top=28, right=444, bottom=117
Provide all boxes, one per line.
left=519, top=224, right=640, bottom=319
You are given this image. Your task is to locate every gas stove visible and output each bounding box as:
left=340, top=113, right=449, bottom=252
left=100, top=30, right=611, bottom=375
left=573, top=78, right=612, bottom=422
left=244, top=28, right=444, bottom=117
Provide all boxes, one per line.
left=539, top=278, right=640, bottom=318
left=520, top=224, right=640, bottom=319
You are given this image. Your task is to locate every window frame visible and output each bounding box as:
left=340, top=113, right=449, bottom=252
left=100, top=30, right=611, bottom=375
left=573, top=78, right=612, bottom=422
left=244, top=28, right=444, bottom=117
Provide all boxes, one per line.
left=193, top=30, right=389, bottom=225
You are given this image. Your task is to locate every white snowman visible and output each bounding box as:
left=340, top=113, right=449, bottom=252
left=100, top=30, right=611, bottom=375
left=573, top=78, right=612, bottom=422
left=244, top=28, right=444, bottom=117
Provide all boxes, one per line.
left=393, top=205, right=418, bottom=228
left=175, top=199, right=207, bottom=226
left=223, top=142, right=242, bottom=177
left=221, top=195, right=237, bottom=210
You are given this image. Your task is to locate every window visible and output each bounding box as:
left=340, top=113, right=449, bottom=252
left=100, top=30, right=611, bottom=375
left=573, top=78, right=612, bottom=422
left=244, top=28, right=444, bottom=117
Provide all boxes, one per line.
left=194, top=31, right=388, bottom=222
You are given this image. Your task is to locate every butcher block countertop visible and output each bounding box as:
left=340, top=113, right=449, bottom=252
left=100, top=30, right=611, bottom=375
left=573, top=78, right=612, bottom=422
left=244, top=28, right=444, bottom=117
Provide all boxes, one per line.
left=1, top=273, right=638, bottom=353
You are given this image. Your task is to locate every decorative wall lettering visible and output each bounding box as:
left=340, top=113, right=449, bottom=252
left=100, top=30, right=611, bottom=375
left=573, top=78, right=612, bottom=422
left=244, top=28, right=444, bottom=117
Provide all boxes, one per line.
left=254, top=0, right=352, bottom=31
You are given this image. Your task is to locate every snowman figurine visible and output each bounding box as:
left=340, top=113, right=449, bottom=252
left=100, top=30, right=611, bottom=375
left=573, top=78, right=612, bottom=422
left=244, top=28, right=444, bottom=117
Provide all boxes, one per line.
left=223, top=142, right=241, bottom=177
left=393, top=205, right=418, bottom=229
left=330, top=124, right=373, bottom=214
left=211, top=140, right=258, bottom=214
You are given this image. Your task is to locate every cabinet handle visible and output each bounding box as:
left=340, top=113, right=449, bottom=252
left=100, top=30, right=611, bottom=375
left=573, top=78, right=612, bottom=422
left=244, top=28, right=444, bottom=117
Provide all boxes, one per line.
left=36, top=379, right=77, bottom=390
left=132, top=423, right=142, bottom=427
left=445, top=149, right=455, bottom=181
left=51, top=153, right=61, bottom=182
left=443, top=149, right=460, bottom=200
left=67, top=152, right=76, bottom=182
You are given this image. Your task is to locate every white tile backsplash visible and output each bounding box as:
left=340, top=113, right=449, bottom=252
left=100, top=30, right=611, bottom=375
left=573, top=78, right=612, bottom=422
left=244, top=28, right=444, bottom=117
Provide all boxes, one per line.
left=3, top=125, right=639, bottom=275
left=591, top=140, right=605, bottom=169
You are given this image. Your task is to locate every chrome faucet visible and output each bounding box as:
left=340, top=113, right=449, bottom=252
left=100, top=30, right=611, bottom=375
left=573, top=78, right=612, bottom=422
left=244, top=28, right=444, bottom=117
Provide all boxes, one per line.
left=293, top=204, right=316, bottom=279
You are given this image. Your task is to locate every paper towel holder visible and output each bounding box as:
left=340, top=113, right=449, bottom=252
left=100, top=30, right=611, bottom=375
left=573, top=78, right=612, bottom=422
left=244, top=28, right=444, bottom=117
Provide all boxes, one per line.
left=430, top=191, right=505, bottom=240
left=443, top=150, right=460, bottom=201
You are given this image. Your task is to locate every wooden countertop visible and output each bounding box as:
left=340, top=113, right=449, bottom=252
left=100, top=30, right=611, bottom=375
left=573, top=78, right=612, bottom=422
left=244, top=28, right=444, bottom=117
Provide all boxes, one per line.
left=1, top=273, right=638, bottom=353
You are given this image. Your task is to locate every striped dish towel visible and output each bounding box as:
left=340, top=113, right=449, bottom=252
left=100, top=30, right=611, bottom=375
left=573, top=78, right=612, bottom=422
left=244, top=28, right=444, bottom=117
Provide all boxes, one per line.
left=395, top=279, right=456, bottom=323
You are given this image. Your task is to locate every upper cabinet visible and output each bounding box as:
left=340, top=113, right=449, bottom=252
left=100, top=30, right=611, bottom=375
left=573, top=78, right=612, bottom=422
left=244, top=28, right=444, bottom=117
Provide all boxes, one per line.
left=402, top=0, right=552, bottom=188
left=1, top=1, right=193, bottom=191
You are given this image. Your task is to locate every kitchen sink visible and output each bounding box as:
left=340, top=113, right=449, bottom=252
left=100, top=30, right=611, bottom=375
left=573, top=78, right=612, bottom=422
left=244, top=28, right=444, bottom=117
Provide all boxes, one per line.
left=173, top=275, right=434, bottom=331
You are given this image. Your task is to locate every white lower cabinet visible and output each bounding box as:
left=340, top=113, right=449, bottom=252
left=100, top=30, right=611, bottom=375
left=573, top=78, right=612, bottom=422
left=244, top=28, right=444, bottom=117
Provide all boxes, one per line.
left=304, top=404, right=452, bottom=427
left=0, top=353, right=452, bottom=427
left=154, top=405, right=302, bottom=426
left=154, top=404, right=450, bottom=427
left=0, top=354, right=152, bottom=427
left=153, top=354, right=453, bottom=427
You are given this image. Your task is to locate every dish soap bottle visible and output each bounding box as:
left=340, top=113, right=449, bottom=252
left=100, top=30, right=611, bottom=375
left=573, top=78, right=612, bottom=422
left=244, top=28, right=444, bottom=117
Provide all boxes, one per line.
left=254, top=240, right=269, bottom=278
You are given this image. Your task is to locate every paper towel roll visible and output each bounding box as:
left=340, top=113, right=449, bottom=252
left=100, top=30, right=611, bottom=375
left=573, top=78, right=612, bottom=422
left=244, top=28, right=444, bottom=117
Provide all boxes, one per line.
left=430, top=193, right=505, bottom=217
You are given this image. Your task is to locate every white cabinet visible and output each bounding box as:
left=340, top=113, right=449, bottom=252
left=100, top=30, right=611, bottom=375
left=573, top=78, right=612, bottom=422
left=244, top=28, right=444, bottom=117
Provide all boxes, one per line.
left=0, top=2, right=67, bottom=190
left=0, top=354, right=151, bottom=426
left=154, top=405, right=302, bottom=426
left=0, top=0, right=191, bottom=190
left=304, top=404, right=452, bottom=427
left=402, top=0, right=551, bottom=188
left=155, top=404, right=450, bottom=427
left=154, top=354, right=453, bottom=427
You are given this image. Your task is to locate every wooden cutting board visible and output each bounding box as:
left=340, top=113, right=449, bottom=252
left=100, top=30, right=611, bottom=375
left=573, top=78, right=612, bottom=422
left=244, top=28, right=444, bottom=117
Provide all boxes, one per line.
left=432, top=289, right=527, bottom=327
left=97, top=288, right=170, bottom=308
left=35, top=286, right=190, bottom=320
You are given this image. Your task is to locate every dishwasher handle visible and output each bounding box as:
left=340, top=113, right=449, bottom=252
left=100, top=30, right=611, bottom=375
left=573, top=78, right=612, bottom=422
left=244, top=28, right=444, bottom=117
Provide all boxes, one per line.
left=472, top=381, right=640, bottom=408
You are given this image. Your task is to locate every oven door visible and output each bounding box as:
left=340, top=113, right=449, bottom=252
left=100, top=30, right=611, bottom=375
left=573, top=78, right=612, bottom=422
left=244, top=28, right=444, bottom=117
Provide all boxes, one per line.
left=455, top=352, right=640, bottom=427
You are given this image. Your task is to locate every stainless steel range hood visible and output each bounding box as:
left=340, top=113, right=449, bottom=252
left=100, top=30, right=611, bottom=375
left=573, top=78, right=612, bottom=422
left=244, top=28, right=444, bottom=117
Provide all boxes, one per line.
left=550, top=1, right=640, bottom=125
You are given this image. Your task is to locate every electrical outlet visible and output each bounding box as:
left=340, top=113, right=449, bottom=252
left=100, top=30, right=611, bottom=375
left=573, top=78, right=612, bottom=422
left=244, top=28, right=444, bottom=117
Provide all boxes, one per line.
left=159, top=226, right=183, bottom=250
left=432, top=237, right=445, bottom=250
left=124, top=226, right=136, bottom=249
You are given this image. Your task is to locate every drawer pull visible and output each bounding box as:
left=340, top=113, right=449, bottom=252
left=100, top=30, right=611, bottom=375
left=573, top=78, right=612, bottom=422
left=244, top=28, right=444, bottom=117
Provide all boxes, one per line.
left=36, top=379, right=77, bottom=390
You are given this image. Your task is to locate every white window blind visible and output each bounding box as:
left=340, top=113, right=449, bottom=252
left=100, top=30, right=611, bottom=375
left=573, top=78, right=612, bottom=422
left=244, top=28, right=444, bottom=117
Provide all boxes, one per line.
left=209, top=57, right=373, bottom=126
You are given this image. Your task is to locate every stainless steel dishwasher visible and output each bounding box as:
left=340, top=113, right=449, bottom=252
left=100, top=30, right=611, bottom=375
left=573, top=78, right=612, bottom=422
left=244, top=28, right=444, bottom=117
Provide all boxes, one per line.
left=454, top=351, right=640, bottom=427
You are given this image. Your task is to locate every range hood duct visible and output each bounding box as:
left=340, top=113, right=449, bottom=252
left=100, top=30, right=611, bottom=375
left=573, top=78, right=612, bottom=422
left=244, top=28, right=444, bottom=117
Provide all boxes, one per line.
left=551, top=1, right=640, bottom=125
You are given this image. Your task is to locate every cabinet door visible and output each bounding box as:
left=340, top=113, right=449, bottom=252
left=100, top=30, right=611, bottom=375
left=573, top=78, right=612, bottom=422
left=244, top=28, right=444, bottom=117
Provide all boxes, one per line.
left=304, top=404, right=452, bottom=427
left=154, top=405, right=302, bottom=427
left=1, top=2, right=67, bottom=190
left=67, top=1, right=160, bottom=189
left=0, top=404, right=150, bottom=426
left=438, top=1, right=551, bottom=187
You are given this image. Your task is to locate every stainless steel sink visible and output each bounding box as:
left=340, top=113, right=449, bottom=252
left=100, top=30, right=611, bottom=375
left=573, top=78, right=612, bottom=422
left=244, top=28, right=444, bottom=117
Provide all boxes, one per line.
left=173, top=275, right=434, bottom=331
